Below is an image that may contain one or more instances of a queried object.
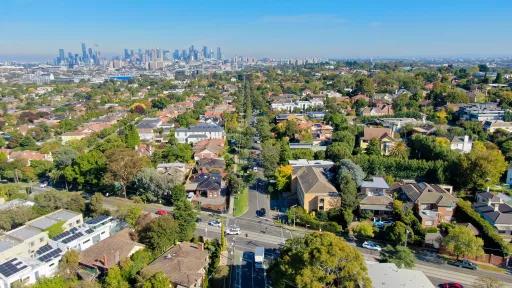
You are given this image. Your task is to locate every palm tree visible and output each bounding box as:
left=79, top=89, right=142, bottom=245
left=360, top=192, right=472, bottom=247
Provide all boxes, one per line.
left=390, top=142, right=409, bottom=159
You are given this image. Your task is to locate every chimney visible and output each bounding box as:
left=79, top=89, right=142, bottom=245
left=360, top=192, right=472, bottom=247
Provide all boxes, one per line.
left=494, top=204, right=500, bottom=212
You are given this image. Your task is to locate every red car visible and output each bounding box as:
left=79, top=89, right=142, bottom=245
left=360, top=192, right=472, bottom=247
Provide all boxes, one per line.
left=439, top=283, right=463, bottom=288
left=156, top=209, right=169, bottom=216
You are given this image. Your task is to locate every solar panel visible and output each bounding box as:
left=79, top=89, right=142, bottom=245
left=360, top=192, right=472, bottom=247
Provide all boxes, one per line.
left=36, top=244, right=52, bottom=255
left=37, top=248, right=63, bottom=263
left=61, top=232, right=84, bottom=244
left=85, top=229, right=94, bottom=234
left=52, top=227, right=79, bottom=241
left=0, top=258, right=28, bottom=277
left=86, top=215, right=109, bottom=225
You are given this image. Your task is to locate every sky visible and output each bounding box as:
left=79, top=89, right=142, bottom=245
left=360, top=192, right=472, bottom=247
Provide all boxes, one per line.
left=1, top=0, right=512, bottom=61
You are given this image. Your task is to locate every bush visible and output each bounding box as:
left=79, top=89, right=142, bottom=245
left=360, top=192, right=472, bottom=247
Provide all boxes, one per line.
left=424, top=227, right=439, bottom=233
left=287, top=207, right=341, bottom=233
left=455, top=200, right=511, bottom=256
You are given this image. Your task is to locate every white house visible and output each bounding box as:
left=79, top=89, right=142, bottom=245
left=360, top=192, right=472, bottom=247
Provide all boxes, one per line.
left=450, top=135, right=472, bottom=153
left=175, top=123, right=225, bottom=144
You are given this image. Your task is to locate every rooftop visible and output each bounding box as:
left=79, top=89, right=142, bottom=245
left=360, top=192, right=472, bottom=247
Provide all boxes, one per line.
left=366, top=262, right=434, bottom=288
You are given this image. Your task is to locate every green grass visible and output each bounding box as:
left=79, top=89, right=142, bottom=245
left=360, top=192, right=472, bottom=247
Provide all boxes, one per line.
left=233, top=187, right=249, bottom=217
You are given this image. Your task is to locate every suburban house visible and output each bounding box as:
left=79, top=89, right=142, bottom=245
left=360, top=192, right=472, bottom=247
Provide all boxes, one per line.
left=79, top=228, right=144, bottom=276
left=361, top=103, right=394, bottom=117
left=311, top=123, right=333, bottom=144
left=360, top=127, right=397, bottom=155
left=292, top=166, right=339, bottom=212
left=483, top=120, right=512, bottom=133
left=458, top=103, right=504, bottom=122
left=450, top=135, right=472, bottom=153
left=0, top=210, right=83, bottom=287
left=366, top=262, right=435, bottom=288
left=393, top=181, right=456, bottom=227
left=156, top=163, right=191, bottom=184
left=474, top=192, right=512, bottom=240
left=289, top=159, right=335, bottom=171
left=136, top=118, right=162, bottom=142
left=175, top=123, right=225, bottom=144
left=359, top=177, right=392, bottom=217
left=142, top=242, right=208, bottom=288
left=186, top=173, right=222, bottom=198
left=0, top=149, right=53, bottom=166
left=197, top=158, right=226, bottom=175
left=271, top=99, right=323, bottom=112
left=193, top=139, right=225, bottom=160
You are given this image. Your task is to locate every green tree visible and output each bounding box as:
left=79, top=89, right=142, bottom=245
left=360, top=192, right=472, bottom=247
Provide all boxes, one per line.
left=261, top=140, right=280, bottom=178
left=270, top=232, right=371, bottom=288
left=380, top=245, right=415, bottom=268
left=389, top=142, right=409, bottom=159
left=104, top=266, right=130, bottom=288
left=385, top=221, right=410, bottom=246
left=338, top=172, right=358, bottom=227
left=121, top=205, right=143, bottom=228
left=443, top=225, right=484, bottom=259
left=338, top=159, right=365, bottom=186
left=275, top=165, right=292, bottom=192
left=352, top=221, right=374, bottom=239
left=326, top=142, right=351, bottom=163
left=131, top=168, right=178, bottom=202
left=58, top=250, right=80, bottom=279
left=139, top=216, right=178, bottom=254
left=140, top=272, right=171, bottom=288
left=31, top=276, right=68, bottom=288
left=124, top=124, right=141, bottom=149
left=88, top=193, right=104, bottom=217
left=173, top=199, right=197, bottom=241
left=365, top=138, right=381, bottom=156
left=105, top=148, right=149, bottom=198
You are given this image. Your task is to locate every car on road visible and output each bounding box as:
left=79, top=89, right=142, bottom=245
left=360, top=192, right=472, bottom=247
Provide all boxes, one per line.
left=208, top=220, right=222, bottom=227
left=225, top=226, right=241, bottom=235
left=39, top=181, right=48, bottom=188
left=439, top=283, right=464, bottom=288
left=362, top=241, right=382, bottom=252
left=257, top=208, right=266, bottom=217
left=448, top=259, right=477, bottom=270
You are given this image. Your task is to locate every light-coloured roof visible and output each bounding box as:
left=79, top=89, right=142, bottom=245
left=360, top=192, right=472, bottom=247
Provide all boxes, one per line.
left=367, top=262, right=435, bottom=288
left=7, top=226, right=42, bottom=241
left=361, top=177, right=389, bottom=189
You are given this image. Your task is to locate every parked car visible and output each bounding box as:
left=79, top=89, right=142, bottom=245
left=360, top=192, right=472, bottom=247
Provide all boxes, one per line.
left=39, top=181, right=48, bottom=188
left=156, top=209, right=169, bottom=216
left=257, top=208, right=267, bottom=217
left=208, top=220, right=222, bottom=227
left=448, top=259, right=477, bottom=270
left=373, top=218, right=393, bottom=228
left=439, top=283, right=464, bottom=288
left=362, top=241, right=382, bottom=251
left=226, top=226, right=241, bottom=235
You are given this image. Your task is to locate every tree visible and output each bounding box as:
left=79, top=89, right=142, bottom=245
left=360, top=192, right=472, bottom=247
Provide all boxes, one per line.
left=104, top=266, right=130, bottom=288
left=105, top=148, right=149, bottom=198
left=352, top=221, right=374, bottom=239
left=124, top=124, right=140, bottom=149
left=443, top=225, right=484, bottom=259
left=270, top=232, right=371, bottom=288
left=88, top=193, right=104, bottom=217
left=45, top=221, right=64, bottom=238
left=326, top=142, right=351, bottom=163
left=389, top=142, right=409, bottom=159
left=71, top=150, right=107, bottom=190
left=261, top=140, right=280, bottom=178
left=53, top=147, right=78, bottom=169
left=59, top=250, right=80, bottom=279
left=458, top=141, right=508, bottom=190
left=338, top=159, right=365, bottom=187
left=131, top=168, right=178, bottom=202
left=173, top=199, right=197, bottom=241
left=338, top=172, right=358, bottom=227
left=379, top=245, right=415, bottom=268
left=30, top=276, right=68, bottom=288
left=365, top=138, right=381, bottom=156
left=275, top=165, right=292, bottom=192
left=151, top=97, right=170, bottom=110
left=140, top=272, right=171, bottom=288
left=385, top=221, right=410, bottom=246
left=19, top=135, right=37, bottom=149
left=474, top=277, right=505, bottom=288
left=171, top=184, right=187, bottom=204
left=139, top=216, right=178, bottom=254
left=121, top=205, right=143, bottom=228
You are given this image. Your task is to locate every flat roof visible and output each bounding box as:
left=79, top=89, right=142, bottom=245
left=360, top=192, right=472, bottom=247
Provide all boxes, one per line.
left=367, top=262, right=434, bottom=288
left=7, top=226, right=43, bottom=241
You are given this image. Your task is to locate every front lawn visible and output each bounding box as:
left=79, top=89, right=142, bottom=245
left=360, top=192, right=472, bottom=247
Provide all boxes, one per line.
left=233, top=187, right=249, bottom=217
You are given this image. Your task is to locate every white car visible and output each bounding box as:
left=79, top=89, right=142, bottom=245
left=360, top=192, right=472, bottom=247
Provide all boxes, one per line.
left=225, top=227, right=241, bottom=235
left=362, top=241, right=382, bottom=252
left=208, top=220, right=222, bottom=228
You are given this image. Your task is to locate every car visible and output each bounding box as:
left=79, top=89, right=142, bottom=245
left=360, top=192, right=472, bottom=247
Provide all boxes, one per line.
left=225, top=226, right=241, bottom=235
left=362, top=241, right=382, bottom=252
left=439, top=283, right=464, bottom=288
left=257, top=208, right=267, bottom=217
left=373, top=219, right=393, bottom=228
left=156, top=209, right=169, bottom=216
left=208, top=220, right=222, bottom=227
left=448, top=259, right=477, bottom=270
left=39, top=181, right=48, bottom=188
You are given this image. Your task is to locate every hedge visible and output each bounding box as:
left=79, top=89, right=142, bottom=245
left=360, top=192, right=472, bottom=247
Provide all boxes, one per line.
left=287, top=207, right=342, bottom=233
left=455, top=200, right=511, bottom=256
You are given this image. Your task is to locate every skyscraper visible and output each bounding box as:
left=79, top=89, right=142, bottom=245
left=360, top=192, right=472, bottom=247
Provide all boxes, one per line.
left=81, top=43, right=88, bottom=60
left=202, top=46, right=209, bottom=59
left=58, top=49, right=65, bottom=63
left=216, top=47, right=222, bottom=60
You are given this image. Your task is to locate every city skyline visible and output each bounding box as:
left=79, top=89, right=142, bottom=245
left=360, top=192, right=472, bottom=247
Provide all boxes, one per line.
left=1, top=0, right=512, bottom=61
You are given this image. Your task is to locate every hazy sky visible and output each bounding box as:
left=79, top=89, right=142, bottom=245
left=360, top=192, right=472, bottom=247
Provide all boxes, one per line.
left=1, top=0, right=511, bottom=60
